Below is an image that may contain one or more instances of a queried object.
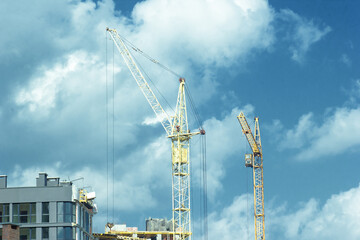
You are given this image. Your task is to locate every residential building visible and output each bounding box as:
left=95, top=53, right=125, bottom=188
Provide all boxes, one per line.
left=0, top=173, right=97, bottom=240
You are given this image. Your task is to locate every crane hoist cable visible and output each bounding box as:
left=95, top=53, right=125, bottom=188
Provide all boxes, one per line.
left=112, top=40, right=116, bottom=223
left=105, top=29, right=109, bottom=223
left=105, top=36, right=117, bottom=224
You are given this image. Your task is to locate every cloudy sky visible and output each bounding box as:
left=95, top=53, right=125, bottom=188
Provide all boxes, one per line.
left=1, top=0, right=360, bottom=239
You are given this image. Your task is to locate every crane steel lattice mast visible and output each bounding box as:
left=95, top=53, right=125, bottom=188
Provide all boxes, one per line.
left=237, top=112, right=265, bottom=240
left=107, top=28, right=203, bottom=240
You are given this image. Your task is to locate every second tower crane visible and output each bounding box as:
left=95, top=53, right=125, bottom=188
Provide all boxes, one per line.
left=237, top=112, right=265, bottom=240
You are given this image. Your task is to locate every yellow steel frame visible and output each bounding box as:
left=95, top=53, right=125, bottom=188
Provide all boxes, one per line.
left=79, top=189, right=87, bottom=203
left=107, top=28, right=201, bottom=240
left=237, top=112, right=265, bottom=240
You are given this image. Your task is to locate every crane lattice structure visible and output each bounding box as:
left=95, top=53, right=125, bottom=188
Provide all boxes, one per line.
left=107, top=28, right=204, bottom=240
left=237, top=112, right=265, bottom=240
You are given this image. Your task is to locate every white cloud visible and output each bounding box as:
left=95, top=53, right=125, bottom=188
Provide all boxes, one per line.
left=297, top=107, right=360, bottom=160
left=275, top=79, right=360, bottom=161
left=277, top=106, right=360, bottom=161
left=131, top=0, right=275, bottom=67
left=278, top=113, right=315, bottom=150
left=4, top=0, right=275, bottom=203
left=142, top=111, right=171, bottom=127
left=340, top=54, right=352, bottom=67
left=279, top=9, right=331, bottom=63
left=206, top=184, right=360, bottom=240
left=15, top=51, right=101, bottom=119
left=347, top=79, right=360, bottom=104
left=9, top=0, right=276, bottom=155
left=206, top=194, right=253, bottom=240
left=0, top=1, right=71, bottom=62
left=270, top=184, right=360, bottom=239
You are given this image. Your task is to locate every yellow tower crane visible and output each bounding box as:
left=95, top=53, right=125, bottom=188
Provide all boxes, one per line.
left=106, top=28, right=204, bottom=240
left=237, top=112, right=265, bottom=240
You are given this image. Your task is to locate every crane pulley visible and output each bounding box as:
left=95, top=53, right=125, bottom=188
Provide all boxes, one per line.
left=107, top=28, right=204, bottom=240
left=237, top=112, right=265, bottom=240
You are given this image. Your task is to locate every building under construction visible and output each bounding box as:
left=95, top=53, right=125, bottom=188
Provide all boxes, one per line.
left=94, top=218, right=176, bottom=240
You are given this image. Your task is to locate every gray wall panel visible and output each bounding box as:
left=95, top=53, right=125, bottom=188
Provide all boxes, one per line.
left=0, top=186, right=73, bottom=203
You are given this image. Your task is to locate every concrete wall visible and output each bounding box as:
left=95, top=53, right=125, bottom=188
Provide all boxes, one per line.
left=0, top=185, right=73, bottom=203
left=146, top=218, right=174, bottom=231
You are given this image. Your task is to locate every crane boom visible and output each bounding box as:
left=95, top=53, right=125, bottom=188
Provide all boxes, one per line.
left=237, top=112, right=265, bottom=240
left=106, top=28, right=172, bottom=136
left=107, top=28, right=203, bottom=240
left=237, top=112, right=261, bottom=156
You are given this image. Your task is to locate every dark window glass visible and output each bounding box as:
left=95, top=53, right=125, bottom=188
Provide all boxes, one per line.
left=65, top=227, right=72, bottom=239
left=20, top=228, right=36, bottom=240
left=0, top=203, right=10, bottom=223
left=57, top=202, right=63, bottom=222
left=79, top=207, right=83, bottom=227
left=85, top=211, right=90, bottom=232
left=13, top=203, right=36, bottom=223
left=57, top=227, right=64, bottom=239
left=42, top=227, right=49, bottom=239
left=58, top=227, right=75, bottom=240
left=31, top=227, right=36, bottom=239
left=57, top=202, right=75, bottom=223
left=42, top=202, right=49, bottom=222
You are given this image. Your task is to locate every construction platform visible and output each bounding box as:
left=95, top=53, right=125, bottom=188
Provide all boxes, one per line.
left=93, top=231, right=191, bottom=240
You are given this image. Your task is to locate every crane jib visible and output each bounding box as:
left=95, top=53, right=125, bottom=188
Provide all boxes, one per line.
left=107, top=28, right=173, bottom=136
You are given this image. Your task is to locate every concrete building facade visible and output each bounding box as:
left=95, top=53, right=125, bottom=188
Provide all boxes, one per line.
left=0, top=173, right=96, bottom=240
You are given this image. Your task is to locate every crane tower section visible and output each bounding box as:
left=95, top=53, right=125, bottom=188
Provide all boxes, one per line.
left=237, top=112, right=265, bottom=240
left=107, top=28, right=203, bottom=240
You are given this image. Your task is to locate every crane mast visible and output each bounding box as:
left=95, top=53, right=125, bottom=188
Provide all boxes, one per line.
left=237, top=112, right=265, bottom=240
left=107, top=28, right=202, bottom=240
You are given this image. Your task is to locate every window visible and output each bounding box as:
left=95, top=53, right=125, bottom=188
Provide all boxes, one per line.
left=42, top=202, right=49, bottom=222
left=13, top=203, right=36, bottom=223
left=57, top=202, right=75, bottom=223
left=57, top=227, right=75, bottom=240
left=0, top=203, right=9, bottom=223
left=42, top=227, right=49, bottom=240
left=84, top=210, right=90, bottom=232
left=20, top=227, right=36, bottom=240
left=78, top=206, right=82, bottom=227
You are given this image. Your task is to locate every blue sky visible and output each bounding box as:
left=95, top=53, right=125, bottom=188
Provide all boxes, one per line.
left=1, top=0, right=360, bottom=239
